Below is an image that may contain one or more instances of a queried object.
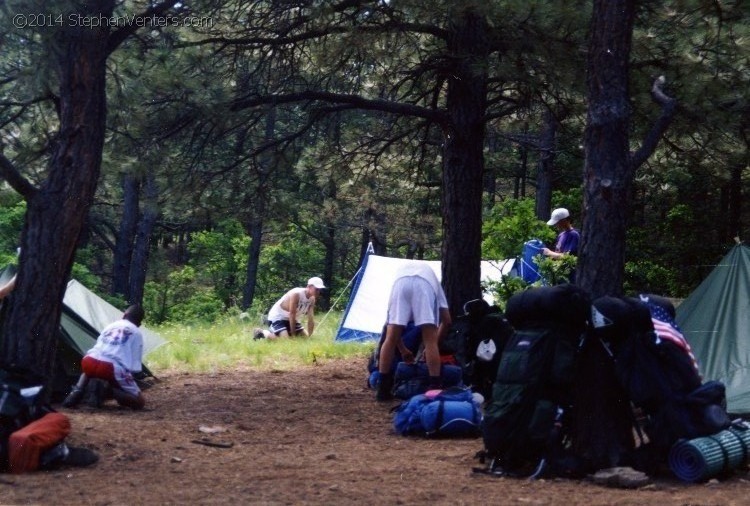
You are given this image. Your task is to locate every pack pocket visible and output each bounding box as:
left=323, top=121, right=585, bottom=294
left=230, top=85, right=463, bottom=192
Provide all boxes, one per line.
left=527, top=399, right=556, bottom=442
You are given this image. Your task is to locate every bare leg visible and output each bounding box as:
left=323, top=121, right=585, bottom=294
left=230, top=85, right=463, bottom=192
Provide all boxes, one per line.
left=378, top=324, right=404, bottom=375
left=112, top=387, right=145, bottom=410
left=421, top=324, right=442, bottom=387
left=376, top=324, right=404, bottom=400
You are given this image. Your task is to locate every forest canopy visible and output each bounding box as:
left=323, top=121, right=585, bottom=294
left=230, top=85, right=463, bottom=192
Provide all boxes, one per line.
left=0, top=0, right=747, bottom=330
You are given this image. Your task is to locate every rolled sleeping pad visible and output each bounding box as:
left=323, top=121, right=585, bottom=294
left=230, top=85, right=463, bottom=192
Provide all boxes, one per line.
left=419, top=399, right=482, bottom=437
left=668, top=426, right=750, bottom=482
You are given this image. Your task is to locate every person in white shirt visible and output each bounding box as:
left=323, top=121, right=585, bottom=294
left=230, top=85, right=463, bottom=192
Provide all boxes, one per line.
left=62, top=304, right=146, bottom=410
left=376, top=262, right=452, bottom=401
left=254, top=277, right=326, bottom=339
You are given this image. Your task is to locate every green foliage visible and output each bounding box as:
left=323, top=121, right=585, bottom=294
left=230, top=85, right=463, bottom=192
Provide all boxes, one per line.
left=0, top=197, right=24, bottom=265
left=145, top=310, right=374, bottom=373
left=254, top=231, right=326, bottom=311
left=187, top=219, right=249, bottom=307
left=624, top=260, right=680, bottom=297
left=482, top=198, right=555, bottom=260
left=143, top=266, right=224, bottom=324
left=484, top=275, right=529, bottom=311
left=536, top=254, right=578, bottom=286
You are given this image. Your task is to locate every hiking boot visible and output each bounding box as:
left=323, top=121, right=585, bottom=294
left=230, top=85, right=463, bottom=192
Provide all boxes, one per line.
left=39, top=442, right=70, bottom=469
left=64, top=446, right=99, bottom=467
left=62, top=387, right=84, bottom=408
left=85, top=379, right=107, bottom=408
left=253, top=328, right=266, bottom=340
left=375, top=373, right=394, bottom=402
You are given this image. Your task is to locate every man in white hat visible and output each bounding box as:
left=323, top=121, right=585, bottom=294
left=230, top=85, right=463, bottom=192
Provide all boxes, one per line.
left=542, top=207, right=580, bottom=259
left=254, top=276, right=326, bottom=339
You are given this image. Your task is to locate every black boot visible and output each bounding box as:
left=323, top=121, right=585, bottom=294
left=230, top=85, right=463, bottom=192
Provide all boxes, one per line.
left=376, top=373, right=394, bottom=401
left=62, top=386, right=84, bottom=408
left=62, top=373, right=88, bottom=408
left=84, top=379, right=110, bottom=408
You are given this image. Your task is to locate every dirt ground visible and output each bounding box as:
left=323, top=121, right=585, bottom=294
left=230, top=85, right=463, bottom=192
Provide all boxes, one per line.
left=2, top=357, right=749, bottom=506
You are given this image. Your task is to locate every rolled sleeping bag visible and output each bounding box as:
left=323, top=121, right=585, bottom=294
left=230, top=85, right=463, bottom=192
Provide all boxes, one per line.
left=419, top=399, right=482, bottom=437
left=505, top=284, right=591, bottom=329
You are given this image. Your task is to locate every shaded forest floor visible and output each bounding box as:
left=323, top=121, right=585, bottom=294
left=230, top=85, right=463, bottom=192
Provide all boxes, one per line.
left=2, top=358, right=749, bottom=505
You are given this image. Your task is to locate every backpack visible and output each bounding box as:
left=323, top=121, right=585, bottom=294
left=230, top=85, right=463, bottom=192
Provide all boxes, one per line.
left=589, top=296, right=731, bottom=467
left=442, top=299, right=514, bottom=400
left=392, top=362, right=464, bottom=400
left=393, top=387, right=482, bottom=438
left=367, top=322, right=422, bottom=389
left=481, top=323, right=582, bottom=474
left=0, top=366, right=52, bottom=471
left=480, top=285, right=590, bottom=477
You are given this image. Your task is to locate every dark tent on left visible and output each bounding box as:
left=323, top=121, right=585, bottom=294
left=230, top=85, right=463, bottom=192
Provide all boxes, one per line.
left=0, top=266, right=166, bottom=401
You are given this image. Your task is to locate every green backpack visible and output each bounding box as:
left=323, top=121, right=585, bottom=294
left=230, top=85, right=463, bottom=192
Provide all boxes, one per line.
left=481, top=322, right=581, bottom=476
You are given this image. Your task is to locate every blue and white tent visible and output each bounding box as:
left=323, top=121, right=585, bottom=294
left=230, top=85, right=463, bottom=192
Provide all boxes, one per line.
left=335, top=254, right=515, bottom=342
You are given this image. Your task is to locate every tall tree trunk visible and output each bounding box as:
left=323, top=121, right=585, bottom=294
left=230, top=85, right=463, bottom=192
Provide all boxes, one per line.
left=0, top=1, right=114, bottom=379
left=574, top=0, right=676, bottom=472
left=727, top=157, right=744, bottom=241
left=113, top=172, right=140, bottom=299
left=129, top=171, right=159, bottom=305
left=364, top=207, right=387, bottom=256
left=243, top=218, right=263, bottom=310
left=534, top=109, right=559, bottom=221
left=577, top=0, right=636, bottom=299
left=242, top=107, right=275, bottom=309
left=441, top=8, right=489, bottom=315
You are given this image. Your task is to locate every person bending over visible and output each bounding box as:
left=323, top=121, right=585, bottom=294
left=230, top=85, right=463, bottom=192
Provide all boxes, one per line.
left=63, top=304, right=146, bottom=410
left=254, top=277, right=326, bottom=339
left=376, top=262, right=452, bottom=401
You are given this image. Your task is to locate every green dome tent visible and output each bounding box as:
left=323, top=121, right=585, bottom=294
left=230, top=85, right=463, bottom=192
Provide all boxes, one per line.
left=676, top=244, right=750, bottom=415
left=0, top=266, right=165, bottom=401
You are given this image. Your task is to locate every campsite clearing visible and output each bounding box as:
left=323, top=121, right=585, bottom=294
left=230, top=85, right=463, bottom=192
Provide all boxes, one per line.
left=3, top=358, right=748, bottom=505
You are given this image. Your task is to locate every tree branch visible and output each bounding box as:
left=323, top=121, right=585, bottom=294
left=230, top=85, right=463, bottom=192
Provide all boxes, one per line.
left=106, top=1, right=182, bottom=56
left=0, top=152, right=38, bottom=200
left=630, top=75, right=677, bottom=170
left=231, top=90, right=446, bottom=124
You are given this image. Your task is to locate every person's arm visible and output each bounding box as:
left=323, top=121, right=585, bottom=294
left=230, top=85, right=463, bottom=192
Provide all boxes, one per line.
left=542, top=248, right=565, bottom=259
left=287, top=291, right=300, bottom=336
left=306, top=298, right=316, bottom=337
left=437, top=307, right=452, bottom=343
left=397, top=338, right=414, bottom=363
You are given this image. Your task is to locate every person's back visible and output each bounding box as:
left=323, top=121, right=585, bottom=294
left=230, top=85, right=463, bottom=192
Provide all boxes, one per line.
left=87, top=318, right=143, bottom=373
left=62, top=304, right=146, bottom=410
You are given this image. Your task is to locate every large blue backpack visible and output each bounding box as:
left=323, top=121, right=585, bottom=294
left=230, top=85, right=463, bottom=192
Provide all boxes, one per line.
left=393, top=387, right=482, bottom=438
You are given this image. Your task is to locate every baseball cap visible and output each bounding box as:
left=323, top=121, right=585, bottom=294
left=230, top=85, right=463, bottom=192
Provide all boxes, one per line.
left=547, top=208, right=570, bottom=226
left=307, top=276, right=326, bottom=289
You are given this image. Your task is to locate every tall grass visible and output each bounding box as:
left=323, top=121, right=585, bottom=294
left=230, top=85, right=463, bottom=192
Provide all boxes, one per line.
left=145, top=309, right=376, bottom=374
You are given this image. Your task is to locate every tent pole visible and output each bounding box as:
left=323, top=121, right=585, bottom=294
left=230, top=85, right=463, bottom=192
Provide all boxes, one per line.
left=317, top=266, right=363, bottom=334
